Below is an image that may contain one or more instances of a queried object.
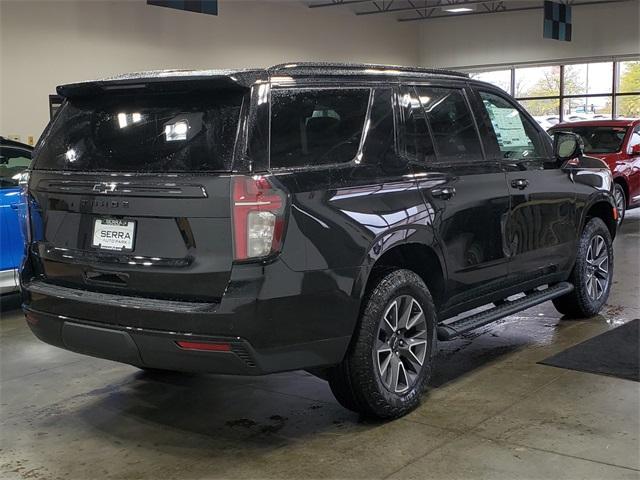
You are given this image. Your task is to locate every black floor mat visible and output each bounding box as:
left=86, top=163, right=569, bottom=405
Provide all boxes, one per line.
left=539, top=319, right=640, bottom=382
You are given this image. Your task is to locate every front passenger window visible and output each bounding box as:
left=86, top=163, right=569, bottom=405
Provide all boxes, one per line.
left=479, top=91, right=546, bottom=161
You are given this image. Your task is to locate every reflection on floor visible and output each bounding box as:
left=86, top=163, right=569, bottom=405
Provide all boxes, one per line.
left=1, top=211, right=639, bottom=480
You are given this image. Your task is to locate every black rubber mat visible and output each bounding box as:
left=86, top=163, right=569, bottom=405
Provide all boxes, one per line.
left=539, top=319, right=639, bottom=382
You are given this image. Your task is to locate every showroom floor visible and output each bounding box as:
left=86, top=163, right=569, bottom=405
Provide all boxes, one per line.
left=1, top=212, right=639, bottom=480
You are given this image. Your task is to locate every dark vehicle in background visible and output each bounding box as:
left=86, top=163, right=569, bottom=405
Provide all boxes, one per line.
left=22, top=64, right=617, bottom=418
left=549, top=119, right=640, bottom=224
left=1, top=137, right=32, bottom=294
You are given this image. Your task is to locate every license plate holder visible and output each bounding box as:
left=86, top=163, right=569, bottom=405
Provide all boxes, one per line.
left=92, top=218, right=136, bottom=252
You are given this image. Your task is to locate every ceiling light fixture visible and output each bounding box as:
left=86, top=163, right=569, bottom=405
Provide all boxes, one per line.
left=442, top=6, right=475, bottom=13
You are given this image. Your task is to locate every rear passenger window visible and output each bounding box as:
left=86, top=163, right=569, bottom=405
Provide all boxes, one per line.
left=270, top=88, right=370, bottom=168
left=479, top=91, right=546, bottom=160
left=361, top=88, right=396, bottom=163
left=415, top=87, right=483, bottom=162
left=400, top=87, right=436, bottom=162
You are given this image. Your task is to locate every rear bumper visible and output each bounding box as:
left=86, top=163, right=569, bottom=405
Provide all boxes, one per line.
left=0, top=268, right=19, bottom=294
left=24, top=307, right=261, bottom=374
left=21, top=261, right=361, bottom=374
left=24, top=306, right=351, bottom=375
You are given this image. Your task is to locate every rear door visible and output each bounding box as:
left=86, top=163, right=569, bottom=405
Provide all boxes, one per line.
left=472, top=88, right=578, bottom=283
left=26, top=87, right=247, bottom=302
left=403, top=84, right=511, bottom=315
left=267, top=82, right=426, bottom=273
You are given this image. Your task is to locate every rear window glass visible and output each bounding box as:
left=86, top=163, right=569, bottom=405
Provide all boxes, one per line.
left=34, top=91, right=244, bottom=172
left=549, top=126, right=627, bottom=154
left=270, top=88, right=370, bottom=168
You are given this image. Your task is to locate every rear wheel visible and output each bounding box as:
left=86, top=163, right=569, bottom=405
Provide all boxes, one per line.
left=553, top=217, right=613, bottom=318
left=613, top=183, right=626, bottom=226
left=328, top=269, right=435, bottom=419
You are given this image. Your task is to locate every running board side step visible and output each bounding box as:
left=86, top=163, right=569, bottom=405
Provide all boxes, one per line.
left=437, top=282, right=574, bottom=341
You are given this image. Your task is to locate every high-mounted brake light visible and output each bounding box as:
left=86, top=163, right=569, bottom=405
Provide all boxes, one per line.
left=232, top=175, right=287, bottom=261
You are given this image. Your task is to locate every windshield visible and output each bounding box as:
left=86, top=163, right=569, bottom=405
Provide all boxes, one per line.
left=0, top=146, right=32, bottom=189
left=34, top=90, right=245, bottom=172
left=551, top=126, right=628, bottom=154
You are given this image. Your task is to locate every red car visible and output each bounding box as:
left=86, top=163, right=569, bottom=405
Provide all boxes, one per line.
left=550, top=119, right=640, bottom=224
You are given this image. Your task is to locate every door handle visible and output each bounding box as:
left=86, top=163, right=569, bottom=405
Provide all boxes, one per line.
left=431, top=186, right=456, bottom=200
left=511, top=178, right=529, bottom=190
left=10, top=204, right=19, bottom=210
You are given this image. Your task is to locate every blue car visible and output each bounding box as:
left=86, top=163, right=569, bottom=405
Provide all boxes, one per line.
left=0, top=137, right=32, bottom=294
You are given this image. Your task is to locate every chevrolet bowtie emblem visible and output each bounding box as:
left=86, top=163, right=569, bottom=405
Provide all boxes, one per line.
left=92, top=182, right=117, bottom=194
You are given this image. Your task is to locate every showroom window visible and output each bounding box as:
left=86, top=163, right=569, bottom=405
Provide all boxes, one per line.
left=470, top=70, right=511, bottom=94
left=270, top=88, right=370, bottom=168
left=469, top=58, right=640, bottom=127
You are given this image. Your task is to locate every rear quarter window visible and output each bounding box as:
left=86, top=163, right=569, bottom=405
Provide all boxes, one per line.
left=270, top=88, right=370, bottom=168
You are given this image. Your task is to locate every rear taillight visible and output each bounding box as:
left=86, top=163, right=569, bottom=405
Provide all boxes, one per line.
left=232, top=175, right=287, bottom=261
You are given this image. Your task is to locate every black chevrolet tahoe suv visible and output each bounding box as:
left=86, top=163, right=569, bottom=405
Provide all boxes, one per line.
left=22, top=63, right=617, bottom=419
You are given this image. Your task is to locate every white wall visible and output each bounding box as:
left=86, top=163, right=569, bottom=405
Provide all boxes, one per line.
left=0, top=0, right=419, bottom=141
left=3, top=0, right=638, bottom=143
left=418, top=2, right=640, bottom=69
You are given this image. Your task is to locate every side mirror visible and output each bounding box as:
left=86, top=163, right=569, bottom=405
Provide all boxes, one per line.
left=553, top=131, right=584, bottom=162
left=630, top=144, right=640, bottom=156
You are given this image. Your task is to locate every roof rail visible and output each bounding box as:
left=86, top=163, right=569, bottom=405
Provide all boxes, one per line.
left=268, top=62, right=469, bottom=78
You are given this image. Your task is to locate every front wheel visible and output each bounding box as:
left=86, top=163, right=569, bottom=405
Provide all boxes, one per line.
left=553, top=217, right=614, bottom=318
left=328, top=269, right=436, bottom=419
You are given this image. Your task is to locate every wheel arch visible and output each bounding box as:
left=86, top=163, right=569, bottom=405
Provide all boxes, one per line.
left=359, top=242, right=447, bottom=313
left=583, top=197, right=617, bottom=239
left=613, top=176, right=629, bottom=207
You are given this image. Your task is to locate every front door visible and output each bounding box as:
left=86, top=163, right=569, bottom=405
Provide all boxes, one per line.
left=472, top=89, right=578, bottom=284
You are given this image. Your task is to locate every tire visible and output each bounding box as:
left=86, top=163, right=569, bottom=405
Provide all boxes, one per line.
left=328, top=269, right=436, bottom=419
left=613, top=183, right=626, bottom=226
left=552, top=217, right=613, bottom=318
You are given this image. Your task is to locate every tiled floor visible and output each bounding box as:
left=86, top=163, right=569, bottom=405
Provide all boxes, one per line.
left=1, top=211, right=638, bottom=480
